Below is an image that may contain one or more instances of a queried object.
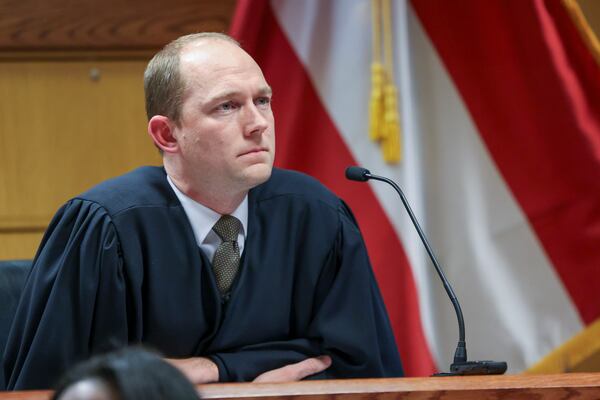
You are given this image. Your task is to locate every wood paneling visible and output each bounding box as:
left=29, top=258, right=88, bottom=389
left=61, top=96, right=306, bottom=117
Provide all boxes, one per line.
left=0, top=0, right=236, bottom=50
left=0, top=60, right=161, bottom=259
left=0, top=232, right=44, bottom=260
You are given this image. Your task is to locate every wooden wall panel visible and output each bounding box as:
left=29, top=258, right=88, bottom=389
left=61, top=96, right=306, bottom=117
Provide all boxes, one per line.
left=0, top=60, right=162, bottom=259
left=0, top=0, right=235, bottom=50
left=0, top=232, right=44, bottom=260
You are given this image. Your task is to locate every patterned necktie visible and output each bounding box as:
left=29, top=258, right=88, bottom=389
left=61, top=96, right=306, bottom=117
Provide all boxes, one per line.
left=212, top=215, right=242, bottom=294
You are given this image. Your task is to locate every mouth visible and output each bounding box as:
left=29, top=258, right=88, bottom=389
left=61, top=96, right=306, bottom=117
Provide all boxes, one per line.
left=238, top=147, right=269, bottom=157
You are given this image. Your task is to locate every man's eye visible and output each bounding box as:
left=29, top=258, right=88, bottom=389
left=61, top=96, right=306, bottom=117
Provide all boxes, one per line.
left=217, top=102, right=236, bottom=112
left=255, top=97, right=271, bottom=107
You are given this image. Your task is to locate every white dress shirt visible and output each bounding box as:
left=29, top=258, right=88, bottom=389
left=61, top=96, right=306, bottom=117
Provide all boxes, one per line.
left=167, top=175, right=248, bottom=261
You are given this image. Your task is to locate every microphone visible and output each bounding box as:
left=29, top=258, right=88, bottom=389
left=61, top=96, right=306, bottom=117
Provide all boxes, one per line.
left=345, top=166, right=507, bottom=375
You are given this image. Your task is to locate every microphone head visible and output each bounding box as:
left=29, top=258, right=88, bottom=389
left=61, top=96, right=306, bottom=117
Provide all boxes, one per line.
left=345, top=166, right=371, bottom=182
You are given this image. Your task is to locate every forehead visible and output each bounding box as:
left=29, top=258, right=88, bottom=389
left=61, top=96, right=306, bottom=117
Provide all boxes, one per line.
left=178, top=40, right=268, bottom=95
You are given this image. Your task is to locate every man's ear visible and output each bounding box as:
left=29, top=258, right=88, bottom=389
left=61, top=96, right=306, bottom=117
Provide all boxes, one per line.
left=148, top=115, right=179, bottom=153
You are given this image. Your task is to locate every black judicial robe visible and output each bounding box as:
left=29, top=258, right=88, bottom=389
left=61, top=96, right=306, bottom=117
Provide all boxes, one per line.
left=2, top=167, right=403, bottom=389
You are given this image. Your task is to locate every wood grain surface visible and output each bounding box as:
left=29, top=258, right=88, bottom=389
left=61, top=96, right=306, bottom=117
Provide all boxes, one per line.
left=0, top=60, right=161, bottom=259
left=0, top=0, right=236, bottom=50
left=3, top=374, right=600, bottom=400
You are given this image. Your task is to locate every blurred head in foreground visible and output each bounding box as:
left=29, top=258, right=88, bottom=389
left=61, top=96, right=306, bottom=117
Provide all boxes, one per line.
left=52, top=348, right=200, bottom=400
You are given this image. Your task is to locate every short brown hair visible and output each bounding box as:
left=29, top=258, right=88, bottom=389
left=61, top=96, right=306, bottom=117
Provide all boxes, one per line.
left=144, top=32, right=240, bottom=124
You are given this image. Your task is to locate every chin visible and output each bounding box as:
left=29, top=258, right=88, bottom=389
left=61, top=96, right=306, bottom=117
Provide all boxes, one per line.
left=241, top=163, right=273, bottom=189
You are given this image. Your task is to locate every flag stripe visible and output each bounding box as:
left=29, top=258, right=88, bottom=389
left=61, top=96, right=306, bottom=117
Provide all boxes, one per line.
left=411, top=0, right=600, bottom=324
left=231, top=0, right=436, bottom=376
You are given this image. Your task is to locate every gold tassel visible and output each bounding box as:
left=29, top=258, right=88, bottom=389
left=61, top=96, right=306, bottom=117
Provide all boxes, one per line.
left=369, top=0, right=402, bottom=164
left=382, top=84, right=401, bottom=163
left=369, top=62, right=385, bottom=141
left=382, top=0, right=401, bottom=163
left=370, top=0, right=385, bottom=142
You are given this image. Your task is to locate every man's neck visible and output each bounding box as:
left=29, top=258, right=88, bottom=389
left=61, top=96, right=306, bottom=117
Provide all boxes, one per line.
left=163, top=157, right=252, bottom=214
left=169, top=175, right=246, bottom=215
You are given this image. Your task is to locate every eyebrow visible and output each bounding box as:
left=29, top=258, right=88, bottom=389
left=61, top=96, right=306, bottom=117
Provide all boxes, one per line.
left=207, top=86, right=273, bottom=104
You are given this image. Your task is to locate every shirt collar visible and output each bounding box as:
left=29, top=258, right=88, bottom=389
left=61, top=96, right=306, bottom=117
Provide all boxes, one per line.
left=166, top=175, right=248, bottom=247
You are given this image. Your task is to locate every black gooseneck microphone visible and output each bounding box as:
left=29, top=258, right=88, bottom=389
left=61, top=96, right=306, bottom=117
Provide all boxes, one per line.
left=345, top=166, right=507, bottom=375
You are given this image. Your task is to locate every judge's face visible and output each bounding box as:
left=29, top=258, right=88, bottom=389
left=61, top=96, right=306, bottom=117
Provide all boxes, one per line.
left=172, top=40, right=275, bottom=194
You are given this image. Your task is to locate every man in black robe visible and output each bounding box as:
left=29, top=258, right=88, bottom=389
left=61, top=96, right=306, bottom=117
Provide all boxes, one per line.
left=2, top=33, right=403, bottom=390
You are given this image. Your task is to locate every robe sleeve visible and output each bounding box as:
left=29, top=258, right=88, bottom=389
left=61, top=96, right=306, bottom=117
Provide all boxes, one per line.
left=2, top=199, right=129, bottom=390
left=211, top=202, right=404, bottom=381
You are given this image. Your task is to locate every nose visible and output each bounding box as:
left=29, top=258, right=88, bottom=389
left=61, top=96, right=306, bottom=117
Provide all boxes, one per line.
left=242, top=102, right=269, bottom=137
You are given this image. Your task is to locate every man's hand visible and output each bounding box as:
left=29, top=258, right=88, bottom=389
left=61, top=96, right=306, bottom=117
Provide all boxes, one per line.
left=165, top=357, right=219, bottom=384
left=253, top=355, right=332, bottom=383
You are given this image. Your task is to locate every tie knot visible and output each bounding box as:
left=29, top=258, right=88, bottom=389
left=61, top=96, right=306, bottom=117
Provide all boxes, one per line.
left=213, top=215, right=242, bottom=242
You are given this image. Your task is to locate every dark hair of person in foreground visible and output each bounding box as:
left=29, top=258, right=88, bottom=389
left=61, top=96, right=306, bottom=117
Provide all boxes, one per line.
left=51, top=347, right=201, bottom=400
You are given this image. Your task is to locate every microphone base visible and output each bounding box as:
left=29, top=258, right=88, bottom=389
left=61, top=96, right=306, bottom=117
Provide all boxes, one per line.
left=433, top=360, right=507, bottom=376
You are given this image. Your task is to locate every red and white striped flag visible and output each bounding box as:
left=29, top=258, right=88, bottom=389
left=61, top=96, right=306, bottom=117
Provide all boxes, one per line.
left=230, top=0, right=600, bottom=375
